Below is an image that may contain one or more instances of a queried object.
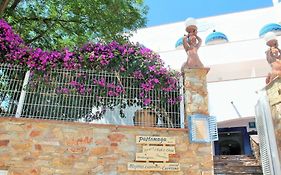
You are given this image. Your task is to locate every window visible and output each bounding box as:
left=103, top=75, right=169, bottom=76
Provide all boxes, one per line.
left=249, top=122, right=256, bottom=128
left=188, top=114, right=218, bottom=143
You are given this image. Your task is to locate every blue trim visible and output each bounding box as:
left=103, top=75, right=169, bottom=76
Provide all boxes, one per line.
left=175, top=37, right=184, bottom=48
left=188, top=116, right=193, bottom=142
left=188, top=114, right=210, bottom=143
left=214, top=127, right=252, bottom=155
left=205, top=32, right=228, bottom=45
left=209, top=116, right=218, bottom=141
left=259, top=23, right=281, bottom=37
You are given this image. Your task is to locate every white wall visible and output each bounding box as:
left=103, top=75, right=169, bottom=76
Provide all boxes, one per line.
left=130, top=7, right=275, bottom=121
left=208, top=77, right=265, bottom=121
left=159, top=37, right=271, bottom=70
left=272, top=0, right=281, bottom=21
left=131, top=7, right=278, bottom=81
left=131, top=7, right=278, bottom=54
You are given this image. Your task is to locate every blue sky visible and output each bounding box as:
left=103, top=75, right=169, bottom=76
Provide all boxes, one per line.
left=144, top=0, right=273, bottom=27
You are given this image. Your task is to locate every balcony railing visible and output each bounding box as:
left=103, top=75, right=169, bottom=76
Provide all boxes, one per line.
left=0, top=63, right=184, bottom=128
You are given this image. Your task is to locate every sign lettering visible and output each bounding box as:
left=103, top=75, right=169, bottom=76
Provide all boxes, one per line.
left=136, top=136, right=175, bottom=145
left=136, top=152, right=169, bottom=161
left=128, top=162, right=180, bottom=171
left=142, top=146, right=175, bottom=154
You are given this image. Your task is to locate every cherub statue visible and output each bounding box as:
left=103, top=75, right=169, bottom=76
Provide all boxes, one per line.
left=264, top=32, right=281, bottom=84
left=266, top=37, right=281, bottom=63
left=181, top=18, right=204, bottom=71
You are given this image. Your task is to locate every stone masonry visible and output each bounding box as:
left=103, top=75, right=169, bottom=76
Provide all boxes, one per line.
left=0, top=68, right=213, bottom=175
left=181, top=67, right=213, bottom=174
left=182, top=68, right=209, bottom=116
left=0, top=118, right=213, bottom=175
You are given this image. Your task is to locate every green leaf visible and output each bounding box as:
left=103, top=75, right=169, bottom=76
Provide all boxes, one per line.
left=3, top=0, right=148, bottom=50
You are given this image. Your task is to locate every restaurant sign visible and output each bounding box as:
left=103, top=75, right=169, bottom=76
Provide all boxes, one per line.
left=128, top=136, right=180, bottom=171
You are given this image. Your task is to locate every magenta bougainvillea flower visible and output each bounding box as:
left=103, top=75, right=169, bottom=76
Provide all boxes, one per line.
left=0, top=19, right=182, bottom=120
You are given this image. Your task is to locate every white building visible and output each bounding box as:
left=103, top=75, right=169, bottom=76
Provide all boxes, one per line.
left=130, top=2, right=281, bottom=121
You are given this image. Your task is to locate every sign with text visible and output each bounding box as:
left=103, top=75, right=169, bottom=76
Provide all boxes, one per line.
left=136, top=152, right=169, bottom=161
left=128, top=162, right=180, bottom=171
left=136, top=136, right=176, bottom=145
left=128, top=136, right=180, bottom=171
left=142, top=146, right=175, bottom=154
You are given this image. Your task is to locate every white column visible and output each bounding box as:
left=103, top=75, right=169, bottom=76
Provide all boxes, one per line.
left=15, top=71, right=30, bottom=118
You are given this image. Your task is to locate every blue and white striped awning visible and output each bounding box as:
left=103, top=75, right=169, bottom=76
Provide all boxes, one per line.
left=175, top=37, right=184, bottom=49
left=205, top=31, right=228, bottom=45
left=259, top=23, right=281, bottom=37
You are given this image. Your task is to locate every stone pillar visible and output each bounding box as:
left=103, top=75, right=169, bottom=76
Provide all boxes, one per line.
left=182, top=68, right=213, bottom=175
left=182, top=68, right=210, bottom=120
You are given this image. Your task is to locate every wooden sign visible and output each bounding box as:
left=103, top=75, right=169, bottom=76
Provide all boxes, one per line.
left=128, top=135, right=180, bottom=171
left=136, top=136, right=175, bottom=145
left=142, top=146, right=175, bottom=154
left=136, top=152, right=169, bottom=161
left=128, top=162, right=180, bottom=171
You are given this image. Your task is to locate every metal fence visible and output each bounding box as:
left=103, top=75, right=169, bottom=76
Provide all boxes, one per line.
left=0, top=64, right=26, bottom=116
left=0, top=63, right=183, bottom=128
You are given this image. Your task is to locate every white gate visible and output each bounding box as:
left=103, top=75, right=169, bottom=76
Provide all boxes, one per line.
left=255, top=90, right=281, bottom=175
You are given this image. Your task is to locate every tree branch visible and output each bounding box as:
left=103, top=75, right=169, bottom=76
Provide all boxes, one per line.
left=10, top=0, right=21, bottom=11
left=26, top=20, right=50, bottom=44
left=26, top=32, right=45, bottom=44
left=26, top=20, right=56, bottom=44
left=21, top=16, right=81, bottom=23
left=0, top=0, right=10, bottom=15
left=58, top=21, right=71, bottom=32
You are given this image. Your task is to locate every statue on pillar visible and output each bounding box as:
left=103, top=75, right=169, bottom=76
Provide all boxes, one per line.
left=181, top=18, right=204, bottom=71
left=264, top=32, right=281, bottom=84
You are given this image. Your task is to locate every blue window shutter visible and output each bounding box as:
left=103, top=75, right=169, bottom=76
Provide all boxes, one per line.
left=188, top=114, right=218, bottom=143
left=208, top=116, right=218, bottom=141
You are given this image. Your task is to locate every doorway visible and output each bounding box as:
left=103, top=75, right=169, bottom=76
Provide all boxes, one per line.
left=214, top=127, right=251, bottom=155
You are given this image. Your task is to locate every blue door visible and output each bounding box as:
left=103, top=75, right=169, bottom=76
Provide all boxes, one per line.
left=214, top=127, right=252, bottom=155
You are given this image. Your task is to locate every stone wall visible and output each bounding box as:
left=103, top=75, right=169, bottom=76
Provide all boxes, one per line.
left=265, top=77, right=281, bottom=162
left=182, top=68, right=209, bottom=117
left=0, top=67, right=214, bottom=175
left=0, top=117, right=213, bottom=175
